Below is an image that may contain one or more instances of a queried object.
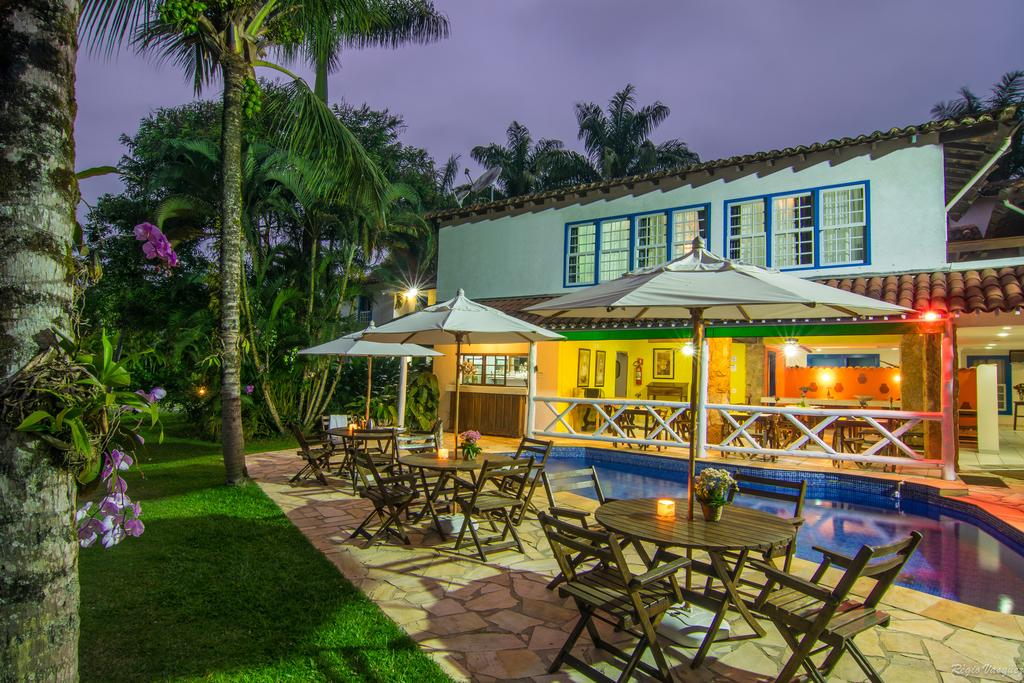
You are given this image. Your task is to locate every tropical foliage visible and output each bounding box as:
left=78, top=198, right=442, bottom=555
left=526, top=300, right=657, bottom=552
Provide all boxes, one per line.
left=932, top=70, right=1024, bottom=179
left=469, top=84, right=700, bottom=200
left=82, top=96, right=447, bottom=439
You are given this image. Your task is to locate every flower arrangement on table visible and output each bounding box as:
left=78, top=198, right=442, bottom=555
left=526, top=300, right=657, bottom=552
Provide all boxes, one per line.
left=459, top=430, right=482, bottom=459
left=693, top=468, right=739, bottom=522
left=798, top=385, right=811, bottom=407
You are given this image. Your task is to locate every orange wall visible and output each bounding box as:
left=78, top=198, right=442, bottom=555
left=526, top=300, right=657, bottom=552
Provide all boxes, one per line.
left=958, top=368, right=977, bottom=410
left=780, top=366, right=902, bottom=401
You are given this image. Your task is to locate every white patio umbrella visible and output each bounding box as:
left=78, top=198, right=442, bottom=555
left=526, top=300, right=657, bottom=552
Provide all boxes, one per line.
left=298, top=322, right=441, bottom=425
left=525, top=237, right=912, bottom=519
left=360, top=290, right=564, bottom=449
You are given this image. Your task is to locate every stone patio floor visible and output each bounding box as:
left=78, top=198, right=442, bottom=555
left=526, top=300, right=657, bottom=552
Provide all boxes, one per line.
left=248, top=447, right=1024, bottom=682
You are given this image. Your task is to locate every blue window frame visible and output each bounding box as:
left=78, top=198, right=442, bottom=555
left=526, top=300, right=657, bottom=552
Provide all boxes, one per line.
left=562, top=202, right=711, bottom=287
left=807, top=353, right=880, bottom=368
left=722, top=180, right=871, bottom=272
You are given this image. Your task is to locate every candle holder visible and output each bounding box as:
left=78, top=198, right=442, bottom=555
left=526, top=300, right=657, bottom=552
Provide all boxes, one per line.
left=656, top=499, right=676, bottom=518
left=437, top=447, right=449, bottom=460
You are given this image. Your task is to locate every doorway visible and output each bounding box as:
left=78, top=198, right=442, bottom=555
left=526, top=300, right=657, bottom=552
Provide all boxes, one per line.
left=615, top=351, right=628, bottom=398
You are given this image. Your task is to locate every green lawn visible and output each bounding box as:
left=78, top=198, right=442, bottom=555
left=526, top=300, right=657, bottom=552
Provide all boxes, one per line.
left=78, top=416, right=451, bottom=682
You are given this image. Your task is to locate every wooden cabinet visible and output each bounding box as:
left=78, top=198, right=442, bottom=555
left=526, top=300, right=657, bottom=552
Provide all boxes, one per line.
left=451, top=392, right=525, bottom=438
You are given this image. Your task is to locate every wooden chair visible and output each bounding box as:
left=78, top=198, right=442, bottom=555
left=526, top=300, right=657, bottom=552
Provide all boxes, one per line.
left=541, top=466, right=623, bottom=589
left=729, top=473, right=807, bottom=573
left=541, top=466, right=611, bottom=528
left=754, top=532, right=923, bottom=683
left=348, top=449, right=420, bottom=548
left=501, top=437, right=554, bottom=524
left=538, top=512, right=690, bottom=683
left=451, top=458, right=535, bottom=561
left=288, top=425, right=331, bottom=485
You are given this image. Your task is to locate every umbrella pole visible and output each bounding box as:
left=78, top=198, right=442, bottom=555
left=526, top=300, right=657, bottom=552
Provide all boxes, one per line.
left=454, top=335, right=462, bottom=454
left=687, top=309, right=706, bottom=521
left=365, top=357, right=372, bottom=425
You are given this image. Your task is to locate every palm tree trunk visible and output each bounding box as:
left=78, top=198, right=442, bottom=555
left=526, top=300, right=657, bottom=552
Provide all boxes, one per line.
left=314, top=56, right=329, bottom=103
left=219, top=56, right=248, bottom=484
left=0, top=1, right=80, bottom=679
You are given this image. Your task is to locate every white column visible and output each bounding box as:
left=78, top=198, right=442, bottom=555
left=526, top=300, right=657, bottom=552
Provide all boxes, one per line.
left=696, top=336, right=710, bottom=459
left=526, top=341, right=537, bottom=437
left=976, top=364, right=1001, bottom=456
left=397, top=355, right=410, bottom=429
left=940, top=323, right=957, bottom=480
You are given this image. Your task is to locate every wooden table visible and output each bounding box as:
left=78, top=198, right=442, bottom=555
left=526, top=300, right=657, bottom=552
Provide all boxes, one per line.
left=398, top=453, right=516, bottom=539
left=595, top=497, right=796, bottom=667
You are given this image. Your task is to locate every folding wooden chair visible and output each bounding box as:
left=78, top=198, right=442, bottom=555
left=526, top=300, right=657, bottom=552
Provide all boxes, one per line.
left=500, top=437, right=553, bottom=524
left=348, top=449, right=420, bottom=548
left=700, top=473, right=807, bottom=604
left=341, top=428, right=401, bottom=492
left=732, top=474, right=806, bottom=570
left=288, top=425, right=331, bottom=485
left=541, top=466, right=612, bottom=525
left=754, top=532, right=923, bottom=683
left=539, top=512, right=690, bottom=683
left=451, top=457, right=535, bottom=561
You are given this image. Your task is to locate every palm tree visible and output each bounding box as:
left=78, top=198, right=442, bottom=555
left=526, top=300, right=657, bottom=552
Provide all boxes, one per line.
left=567, top=83, right=700, bottom=182
left=0, top=2, right=81, bottom=679
left=80, top=0, right=388, bottom=483
left=471, top=121, right=571, bottom=197
left=302, top=0, right=449, bottom=102
left=932, top=70, right=1024, bottom=180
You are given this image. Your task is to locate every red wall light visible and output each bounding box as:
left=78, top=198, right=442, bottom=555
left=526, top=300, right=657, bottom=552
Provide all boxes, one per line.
left=921, top=311, right=941, bottom=321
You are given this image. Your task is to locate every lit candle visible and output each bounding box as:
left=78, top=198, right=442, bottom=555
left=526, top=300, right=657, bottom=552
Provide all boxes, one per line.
left=347, top=423, right=355, bottom=435
left=437, top=448, right=449, bottom=460
left=656, top=499, right=675, bottom=518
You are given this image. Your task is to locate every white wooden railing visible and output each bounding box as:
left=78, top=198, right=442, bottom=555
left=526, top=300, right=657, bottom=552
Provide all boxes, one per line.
left=532, top=396, right=947, bottom=473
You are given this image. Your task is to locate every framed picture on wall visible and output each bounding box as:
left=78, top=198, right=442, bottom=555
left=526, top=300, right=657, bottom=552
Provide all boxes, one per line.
left=577, top=349, right=591, bottom=387
left=653, top=348, right=674, bottom=379
left=594, top=350, right=606, bottom=387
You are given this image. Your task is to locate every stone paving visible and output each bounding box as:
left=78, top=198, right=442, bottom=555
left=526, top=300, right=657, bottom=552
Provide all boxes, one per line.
left=248, top=448, right=1024, bottom=682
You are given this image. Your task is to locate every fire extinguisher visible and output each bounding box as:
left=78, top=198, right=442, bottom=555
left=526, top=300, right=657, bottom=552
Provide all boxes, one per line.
left=633, top=358, right=643, bottom=385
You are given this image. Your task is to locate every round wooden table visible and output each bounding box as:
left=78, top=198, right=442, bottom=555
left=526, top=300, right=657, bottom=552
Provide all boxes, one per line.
left=398, top=453, right=516, bottom=539
left=595, top=497, right=796, bottom=667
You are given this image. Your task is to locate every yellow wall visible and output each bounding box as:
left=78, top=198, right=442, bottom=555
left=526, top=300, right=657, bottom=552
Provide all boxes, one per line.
left=556, top=339, right=694, bottom=398
left=430, top=336, right=748, bottom=434
left=730, top=341, right=746, bottom=403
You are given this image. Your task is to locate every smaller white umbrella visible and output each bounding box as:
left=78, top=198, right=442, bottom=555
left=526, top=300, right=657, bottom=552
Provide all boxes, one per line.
left=361, top=290, right=564, bottom=448
left=298, top=322, right=441, bottom=424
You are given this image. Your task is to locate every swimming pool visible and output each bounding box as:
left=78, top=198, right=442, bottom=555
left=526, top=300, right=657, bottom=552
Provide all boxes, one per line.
left=542, top=447, right=1024, bottom=615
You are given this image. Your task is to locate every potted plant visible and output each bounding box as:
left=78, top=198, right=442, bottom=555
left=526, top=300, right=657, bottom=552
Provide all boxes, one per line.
left=460, top=430, right=483, bottom=460
left=1015, top=383, right=1024, bottom=402
left=693, top=468, right=739, bottom=522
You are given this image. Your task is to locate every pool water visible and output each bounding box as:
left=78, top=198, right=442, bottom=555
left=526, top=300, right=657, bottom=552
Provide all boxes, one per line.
left=545, top=453, right=1024, bottom=615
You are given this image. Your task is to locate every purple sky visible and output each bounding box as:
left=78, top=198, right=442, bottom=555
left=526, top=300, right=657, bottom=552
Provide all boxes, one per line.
left=76, top=0, right=1024, bottom=207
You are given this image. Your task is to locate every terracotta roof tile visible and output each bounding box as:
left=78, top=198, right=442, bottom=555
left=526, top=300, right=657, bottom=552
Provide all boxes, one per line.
left=478, top=266, right=1024, bottom=330
left=430, top=107, right=1017, bottom=224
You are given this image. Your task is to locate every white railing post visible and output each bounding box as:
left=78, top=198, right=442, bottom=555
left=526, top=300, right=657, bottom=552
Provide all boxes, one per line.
left=696, top=335, right=709, bottom=459
left=397, top=355, right=409, bottom=429
left=526, top=341, right=537, bottom=437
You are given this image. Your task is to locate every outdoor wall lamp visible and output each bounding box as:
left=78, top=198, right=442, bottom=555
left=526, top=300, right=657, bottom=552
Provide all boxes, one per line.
left=783, top=338, right=800, bottom=358
left=681, top=341, right=694, bottom=356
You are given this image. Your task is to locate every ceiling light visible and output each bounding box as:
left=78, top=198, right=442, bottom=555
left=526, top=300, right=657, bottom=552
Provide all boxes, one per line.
left=998, top=332, right=1010, bottom=337
left=783, top=338, right=800, bottom=358
left=922, top=311, right=940, bottom=321
left=1003, top=326, right=1012, bottom=330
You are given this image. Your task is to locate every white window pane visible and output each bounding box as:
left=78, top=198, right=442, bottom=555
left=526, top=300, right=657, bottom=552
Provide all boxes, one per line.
left=566, top=223, right=596, bottom=284
left=635, top=213, right=667, bottom=269
left=728, top=200, right=766, bottom=266
left=672, top=207, right=707, bottom=257
left=599, top=218, right=630, bottom=281
left=773, top=193, right=814, bottom=268
left=820, top=185, right=867, bottom=265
